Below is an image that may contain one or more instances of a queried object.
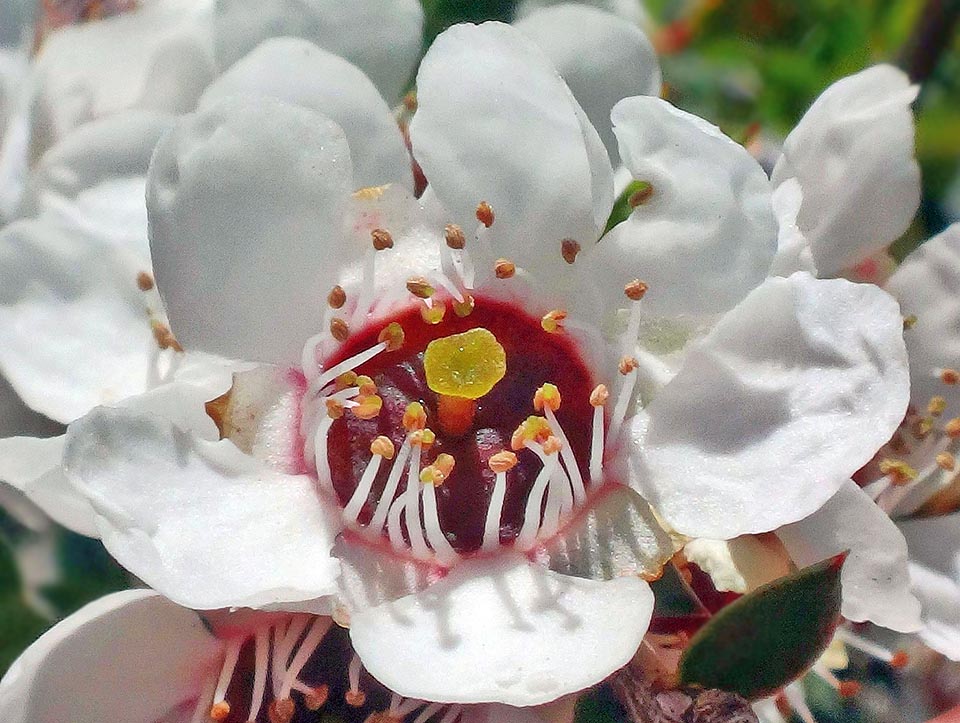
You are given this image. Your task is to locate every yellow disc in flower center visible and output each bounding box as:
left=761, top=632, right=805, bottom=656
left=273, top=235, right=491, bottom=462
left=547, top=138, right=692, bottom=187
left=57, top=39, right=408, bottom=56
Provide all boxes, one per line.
left=423, top=328, right=506, bottom=400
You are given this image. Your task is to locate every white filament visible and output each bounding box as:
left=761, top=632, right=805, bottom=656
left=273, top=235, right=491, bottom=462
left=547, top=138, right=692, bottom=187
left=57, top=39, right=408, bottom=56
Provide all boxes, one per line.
left=482, top=471, right=508, bottom=552
left=422, top=482, right=459, bottom=566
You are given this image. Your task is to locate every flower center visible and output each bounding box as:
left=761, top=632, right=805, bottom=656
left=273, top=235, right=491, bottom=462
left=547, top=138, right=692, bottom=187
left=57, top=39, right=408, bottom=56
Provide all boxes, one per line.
left=320, top=297, right=596, bottom=557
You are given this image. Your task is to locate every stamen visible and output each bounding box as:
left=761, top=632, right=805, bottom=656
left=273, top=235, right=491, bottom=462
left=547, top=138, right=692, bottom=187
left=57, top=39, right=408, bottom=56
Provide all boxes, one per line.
left=404, top=441, right=431, bottom=558
left=346, top=654, right=366, bottom=707
left=476, top=201, right=495, bottom=228
left=267, top=698, right=295, bottom=723
left=151, top=319, right=184, bottom=352
left=210, top=637, right=242, bottom=719
left=937, top=451, right=956, bottom=471
left=516, top=443, right=560, bottom=550
left=541, top=457, right=573, bottom=538
left=452, top=295, right=475, bottom=317
left=369, top=438, right=412, bottom=532
left=783, top=683, right=815, bottom=723
left=536, top=385, right=586, bottom=505
left=941, top=368, right=960, bottom=385
left=378, top=322, right=405, bottom=352
left=589, top=384, right=608, bottom=485
left=541, top=309, right=567, bottom=334
left=561, top=239, right=581, bottom=264
left=929, top=395, right=947, bottom=417
left=414, top=703, right=444, bottom=723
left=371, top=228, right=394, bottom=251
left=273, top=617, right=309, bottom=698
left=878, top=458, right=918, bottom=486
left=445, top=224, right=466, bottom=249
left=946, top=418, right=960, bottom=438
left=279, top=617, right=332, bottom=700
left=440, top=705, right=464, bottom=723
left=421, top=454, right=459, bottom=565
left=494, top=258, right=516, bottom=279
left=835, top=628, right=908, bottom=667
left=421, top=302, right=446, bottom=325
left=190, top=673, right=218, bottom=723
left=311, top=340, right=389, bottom=396
left=350, top=394, right=383, bottom=420
left=136, top=271, right=155, bottom=291
left=483, top=452, right=518, bottom=551
left=303, top=684, right=329, bottom=711
left=406, top=276, right=435, bottom=300
left=343, top=437, right=395, bottom=523
left=609, top=356, right=639, bottom=443
left=327, top=285, right=346, bottom=309
left=903, top=314, right=917, bottom=330
left=246, top=628, right=270, bottom=723
left=511, top=416, right=552, bottom=450
left=330, top=317, right=350, bottom=343
left=628, top=182, right=654, bottom=207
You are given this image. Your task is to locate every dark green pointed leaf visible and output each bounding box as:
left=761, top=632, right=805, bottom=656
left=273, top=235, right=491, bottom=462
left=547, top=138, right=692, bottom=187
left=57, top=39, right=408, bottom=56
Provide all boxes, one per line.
left=603, top=180, right=651, bottom=235
left=678, top=553, right=846, bottom=700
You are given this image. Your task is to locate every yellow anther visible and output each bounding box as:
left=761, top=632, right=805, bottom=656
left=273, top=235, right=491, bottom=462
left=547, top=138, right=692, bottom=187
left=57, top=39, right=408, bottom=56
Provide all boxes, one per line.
left=411, top=428, right=436, bottom=447
left=370, top=436, right=395, bottom=459
left=561, top=239, right=581, bottom=264
left=590, top=384, right=610, bottom=407
left=371, top=228, right=394, bottom=251
left=624, top=279, right=648, bottom=301
left=136, top=271, right=154, bottom=291
left=628, top=182, right=654, bottom=207
left=946, top=418, right=960, bottom=439
left=943, top=369, right=960, bottom=385
left=534, top=383, right=561, bottom=412
left=351, top=394, right=383, bottom=420
left=476, top=201, right=495, bottom=227
left=494, top=258, right=516, bottom=279
left=209, top=702, right=230, bottom=721
left=879, top=458, right=918, bottom=486
left=327, top=284, right=346, bottom=309
left=887, top=432, right=910, bottom=455
left=151, top=320, right=184, bottom=352
left=406, top=276, right=435, bottom=299
left=619, top=356, right=640, bottom=375
left=929, top=396, right=948, bottom=417
left=488, top=450, right=518, bottom=473
left=424, top=328, right=507, bottom=400
left=435, top=453, right=456, bottom=477
left=452, top=294, right=475, bottom=317
left=356, top=375, right=377, bottom=396
left=444, top=223, right=466, bottom=250
left=378, top=321, right=405, bottom=351
left=353, top=185, right=388, bottom=200
left=511, top=416, right=552, bottom=451
left=911, top=416, right=933, bottom=440
left=541, top=309, right=567, bottom=334
left=304, top=684, right=329, bottom=711
left=903, top=314, right=917, bottom=330
left=421, top=301, right=446, bottom=325
left=542, top=435, right=563, bottom=455
left=936, top=452, right=956, bottom=471
left=330, top=317, right=350, bottom=342
left=326, top=398, right=345, bottom=419
left=403, top=91, right=418, bottom=111
left=420, top=465, right=445, bottom=486
left=403, top=402, right=427, bottom=432
left=334, top=371, right=358, bottom=391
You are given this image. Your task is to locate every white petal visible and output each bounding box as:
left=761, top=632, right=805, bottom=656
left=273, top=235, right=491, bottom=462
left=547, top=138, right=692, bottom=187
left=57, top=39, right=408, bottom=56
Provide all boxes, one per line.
left=213, top=0, right=423, bottom=103
left=63, top=407, right=342, bottom=610
left=27, top=0, right=214, bottom=153
left=635, top=272, right=910, bottom=538
left=0, top=214, right=156, bottom=422
left=768, top=177, right=816, bottom=277
left=771, top=65, right=920, bottom=276
left=515, top=4, right=659, bottom=165
left=0, top=375, right=60, bottom=439
left=777, top=480, right=921, bottom=632
left=410, top=22, right=614, bottom=283
left=200, top=37, right=411, bottom=189
left=899, top=511, right=960, bottom=580
left=584, top=96, right=777, bottom=318
left=348, top=554, right=653, bottom=706
left=0, top=589, right=222, bottom=723
left=885, top=223, right=960, bottom=420
left=147, top=95, right=355, bottom=365
left=908, top=562, right=960, bottom=661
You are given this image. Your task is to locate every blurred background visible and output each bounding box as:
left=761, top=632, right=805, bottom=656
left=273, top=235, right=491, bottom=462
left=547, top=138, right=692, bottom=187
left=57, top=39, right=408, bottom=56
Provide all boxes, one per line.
left=0, top=1, right=958, bottom=721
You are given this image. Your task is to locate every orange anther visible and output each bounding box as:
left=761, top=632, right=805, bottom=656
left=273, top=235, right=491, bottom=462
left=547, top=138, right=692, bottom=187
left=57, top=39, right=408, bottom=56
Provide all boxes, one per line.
left=452, top=294, right=475, bottom=317
left=619, top=356, right=639, bottom=375
left=890, top=650, right=909, bottom=669
left=494, top=258, right=516, bottom=279
left=403, top=402, right=427, bottom=432
left=330, top=317, right=349, bottom=342
left=533, top=383, right=561, bottom=412
left=444, top=223, right=466, bottom=250
left=590, top=384, right=610, bottom=407
left=351, top=395, right=383, bottom=420
left=541, top=309, right=567, bottom=334
left=136, top=271, right=154, bottom=291
left=305, top=684, right=329, bottom=711
left=838, top=681, right=861, bottom=698
left=942, top=368, right=960, bottom=385
left=326, top=398, right=345, bottom=419
left=377, top=321, right=405, bottom=352
left=476, top=201, right=495, bottom=228
left=936, top=452, right=956, bottom=471
left=406, top=276, right=435, bottom=299
left=624, top=279, right=648, bottom=301
left=370, top=436, right=396, bottom=459
left=542, top=436, right=563, bottom=455
left=345, top=690, right=367, bottom=707
left=561, top=239, right=581, bottom=264
left=371, top=228, right=394, bottom=250
left=209, top=702, right=230, bottom=721
left=327, top=285, right=346, bottom=309
left=488, top=451, right=518, bottom=473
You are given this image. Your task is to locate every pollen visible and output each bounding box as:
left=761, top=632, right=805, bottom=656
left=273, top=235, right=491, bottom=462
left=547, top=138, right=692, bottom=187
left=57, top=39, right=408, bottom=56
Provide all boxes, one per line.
left=351, top=394, right=383, bottom=420
left=444, top=223, right=466, bottom=250
left=370, top=228, right=394, bottom=251
left=947, top=418, right=960, bottom=439
left=879, top=458, right=918, bottom=486
left=423, top=328, right=507, bottom=400
left=942, top=369, right=960, bottom=385
left=488, top=450, right=518, bottom=473
left=406, top=276, right=435, bottom=299
left=326, top=399, right=345, bottom=419
left=356, top=375, right=377, bottom=395
left=330, top=317, right=350, bottom=343
left=421, top=453, right=456, bottom=486
left=411, top=428, right=436, bottom=447
left=511, top=416, right=552, bottom=450
left=619, top=356, right=639, bottom=375
left=421, top=302, right=446, bottom=325
left=476, top=201, right=495, bottom=228
left=590, top=384, right=610, bottom=407
left=624, top=279, right=648, bottom=301
left=541, top=309, right=567, bottom=334
left=403, top=401, right=427, bottom=431
left=936, top=452, right=956, bottom=471
left=534, top=383, right=562, bottom=412
left=452, top=294, right=475, bottom=317
left=377, top=322, right=404, bottom=351
left=209, top=701, right=230, bottom=721
left=628, top=182, right=653, bottom=207
left=494, top=258, right=516, bottom=279
left=370, top=436, right=395, bottom=459
left=542, top=435, right=563, bottom=455
left=327, top=285, right=346, bottom=309
left=136, top=271, right=154, bottom=291
left=929, top=396, right=948, bottom=417
left=561, top=239, right=581, bottom=264
left=353, top=185, right=388, bottom=200
left=335, top=371, right=358, bottom=391
left=150, top=320, right=183, bottom=352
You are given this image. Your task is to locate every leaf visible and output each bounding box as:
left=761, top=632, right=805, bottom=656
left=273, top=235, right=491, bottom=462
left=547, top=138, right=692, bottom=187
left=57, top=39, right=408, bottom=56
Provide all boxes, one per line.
left=0, top=534, right=50, bottom=676
left=678, top=553, right=846, bottom=700
left=574, top=684, right=630, bottom=723
left=603, top=181, right=650, bottom=235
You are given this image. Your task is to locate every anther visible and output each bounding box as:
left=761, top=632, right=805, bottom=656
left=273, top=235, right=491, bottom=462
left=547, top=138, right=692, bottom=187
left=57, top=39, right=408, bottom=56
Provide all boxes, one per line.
left=355, top=375, right=377, bottom=395
left=543, top=435, right=563, bottom=455
left=624, top=279, right=648, bottom=301
left=371, top=228, right=394, bottom=251
left=453, top=295, right=475, bottom=317
left=268, top=698, right=296, bottom=723
left=335, top=371, right=358, bottom=391
left=489, top=451, right=518, bottom=474
left=406, top=276, right=435, bottom=299
left=541, top=309, right=567, bottom=334
left=929, top=396, right=947, bottom=417
left=370, top=436, right=396, bottom=460
left=377, top=322, right=405, bottom=351
left=903, top=315, right=917, bottom=330
left=912, top=416, right=934, bottom=439
left=890, top=650, right=909, bottom=669
left=947, top=418, right=960, bottom=439
left=879, top=458, right=918, bottom=486
left=590, top=384, right=609, bottom=407
left=150, top=320, right=184, bottom=352
left=511, top=416, right=552, bottom=450
left=209, top=702, right=230, bottom=721
left=838, top=681, right=862, bottom=698
left=476, top=201, right=495, bottom=228
left=494, top=258, right=516, bottom=279
left=942, top=369, right=960, bottom=385
left=136, top=271, right=154, bottom=291
left=420, top=465, right=446, bottom=486
left=346, top=690, right=367, bottom=708
left=444, top=223, right=466, bottom=250
left=410, top=428, right=436, bottom=447
left=326, top=398, right=345, bottom=419
left=351, top=395, right=383, bottom=420
left=619, top=356, right=639, bottom=375
left=628, top=182, right=654, bottom=207
left=403, top=403, right=427, bottom=432
left=937, top=452, right=956, bottom=471
left=305, top=684, right=329, bottom=711
left=330, top=317, right=350, bottom=342
left=421, top=302, right=446, bottom=325
left=534, top=383, right=561, bottom=412
left=328, top=285, right=347, bottom=309
left=561, top=239, right=581, bottom=264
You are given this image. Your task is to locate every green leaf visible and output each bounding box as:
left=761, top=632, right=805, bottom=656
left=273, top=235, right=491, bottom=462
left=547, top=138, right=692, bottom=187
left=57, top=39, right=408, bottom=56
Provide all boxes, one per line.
left=574, top=684, right=629, bottom=723
left=0, top=535, right=50, bottom=675
left=678, top=553, right=845, bottom=700
left=603, top=180, right=650, bottom=235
